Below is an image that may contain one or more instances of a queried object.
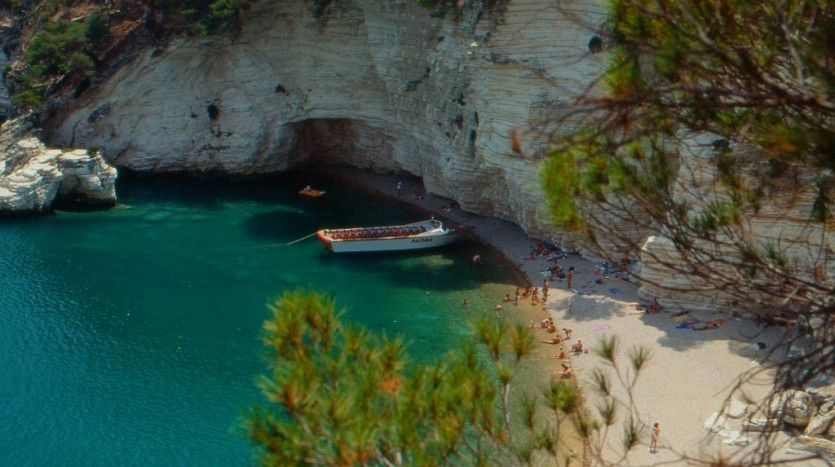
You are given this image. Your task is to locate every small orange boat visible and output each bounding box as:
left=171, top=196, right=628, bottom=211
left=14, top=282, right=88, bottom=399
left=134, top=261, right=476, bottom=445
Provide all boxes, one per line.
left=299, top=187, right=326, bottom=198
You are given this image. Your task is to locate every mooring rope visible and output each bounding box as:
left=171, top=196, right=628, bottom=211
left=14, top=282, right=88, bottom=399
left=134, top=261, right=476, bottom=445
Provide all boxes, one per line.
left=285, top=231, right=319, bottom=245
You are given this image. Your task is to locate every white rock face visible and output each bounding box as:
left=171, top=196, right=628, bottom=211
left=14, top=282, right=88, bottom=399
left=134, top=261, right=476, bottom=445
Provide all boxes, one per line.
left=50, top=0, right=605, bottom=238
left=44, top=0, right=830, bottom=309
left=57, top=149, right=119, bottom=205
left=805, top=411, right=835, bottom=437
left=727, top=398, right=749, bottom=419
left=637, top=141, right=835, bottom=309
left=0, top=118, right=117, bottom=213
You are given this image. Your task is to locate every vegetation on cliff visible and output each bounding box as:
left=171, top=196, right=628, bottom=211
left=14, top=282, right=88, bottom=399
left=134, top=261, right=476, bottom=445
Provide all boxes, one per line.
left=542, top=1, right=833, bottom=458
left=150, top=0, right=257, bottom=34
left=2, top=0, right=256, bottom=114
left=0, top=0, right=831, bottom=462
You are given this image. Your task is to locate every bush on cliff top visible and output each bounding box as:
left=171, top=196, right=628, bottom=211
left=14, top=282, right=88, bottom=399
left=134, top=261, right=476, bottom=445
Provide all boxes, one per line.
left=25, top=19, right=95, bottom=78
left=153, top=0, right=255, bottom=34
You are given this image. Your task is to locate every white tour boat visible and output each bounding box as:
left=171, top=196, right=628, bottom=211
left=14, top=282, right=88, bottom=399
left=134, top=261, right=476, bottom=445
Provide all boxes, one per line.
left=316, top=219, right=465, bottom=253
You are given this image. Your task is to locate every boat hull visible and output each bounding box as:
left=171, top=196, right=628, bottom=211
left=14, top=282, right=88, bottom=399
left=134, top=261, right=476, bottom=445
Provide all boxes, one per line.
left=299, top=189, right=326, bottom=198
left=316, top=219, right=464, bottom=253
left=326, top=233, right=460, bottom=253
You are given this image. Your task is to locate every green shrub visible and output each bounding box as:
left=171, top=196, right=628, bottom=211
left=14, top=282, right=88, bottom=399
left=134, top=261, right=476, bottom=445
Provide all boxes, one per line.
left=10, top=89, right=45, bottom=109
left=85, top=9, right=108, bottom=44
left=201, top=0, right=255, bottom=33
left=25, top=19, right=91, bottom=77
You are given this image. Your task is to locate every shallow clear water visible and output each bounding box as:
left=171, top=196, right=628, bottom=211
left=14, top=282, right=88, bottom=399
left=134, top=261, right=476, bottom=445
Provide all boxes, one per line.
left=0, top=173, right=522, bottom=465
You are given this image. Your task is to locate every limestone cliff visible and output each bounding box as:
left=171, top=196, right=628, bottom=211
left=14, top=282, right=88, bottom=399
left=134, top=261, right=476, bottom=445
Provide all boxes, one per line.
left=48, top=0, right=604, bottom=241
left=636, top=140, right=834, bottom=310
left=0, top=116, right=117, bottom=213
left=35, top=0, right=831, bottom=308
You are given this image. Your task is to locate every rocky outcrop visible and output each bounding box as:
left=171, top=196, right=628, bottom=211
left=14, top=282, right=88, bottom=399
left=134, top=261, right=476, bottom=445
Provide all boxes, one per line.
left=0, top=117, right=117, bottom=213
left=636, top=139, right=835, bottom=310
left=779, top=390, right=814, bottom=428
left=735, top=385, right=835, bottom=460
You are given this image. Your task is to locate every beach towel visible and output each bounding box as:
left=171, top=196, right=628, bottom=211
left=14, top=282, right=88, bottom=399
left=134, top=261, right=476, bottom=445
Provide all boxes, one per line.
left=593, top=324, right=611, bottom=331
left=608, top=288, right=623, bottom=295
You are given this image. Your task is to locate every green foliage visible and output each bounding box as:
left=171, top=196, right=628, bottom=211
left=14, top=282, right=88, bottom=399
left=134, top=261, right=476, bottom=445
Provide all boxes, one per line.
left=85, top=9, right=109, bottom=44
left=540, top=0, right=834, bottom=341
left=248, top=290, right=585, bottom=465
left=201, top=0, right=248, bottom=33
left=25, top=19, right=92, bottom=77
left=543, top=379, right=580, bottom=414
left=154, top=0, right=255, bottom=33
left=603, top=46, right=643, bottom=98
left=621, top=416, right=643, bottom=451
left=544, top=0, right=834, bottom=224
left=627, top=345, right=650, bottom=373
left=10, top=89, right=45, bottom=109
left=66, top=52, right=95, bottom=77
left=593, top=334, right=618, bottom=364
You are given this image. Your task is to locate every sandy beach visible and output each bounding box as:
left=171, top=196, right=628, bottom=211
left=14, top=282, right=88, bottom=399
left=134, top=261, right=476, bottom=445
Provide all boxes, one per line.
left=317, top=166, right=807, bottom=465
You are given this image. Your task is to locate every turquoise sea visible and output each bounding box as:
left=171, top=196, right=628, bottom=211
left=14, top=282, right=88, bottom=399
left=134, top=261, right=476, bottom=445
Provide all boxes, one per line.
left=0, top=172, right=523, bottom=465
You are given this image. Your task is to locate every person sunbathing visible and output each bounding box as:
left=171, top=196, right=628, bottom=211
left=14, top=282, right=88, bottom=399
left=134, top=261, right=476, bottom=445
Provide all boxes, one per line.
left=557, top=364, right=573, bottom=379
left=503, top=294, right=514, bottom=302
left=571, top=339, right=584, bottom=354
left=648, top=298, right=661, bottom=314
left=694, top=318, right=726, bottom=330
left=552, top=347, right=567, bottom=360
left=542, top=336, right=561, bottom=345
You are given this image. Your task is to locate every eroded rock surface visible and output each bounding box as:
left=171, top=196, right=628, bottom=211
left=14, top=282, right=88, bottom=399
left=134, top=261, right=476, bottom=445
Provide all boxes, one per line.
left=0, top=117, right=117, bottom=213
left=50, top=0, right=604, bottom=239
left=41, top=0, right=831, bottom=309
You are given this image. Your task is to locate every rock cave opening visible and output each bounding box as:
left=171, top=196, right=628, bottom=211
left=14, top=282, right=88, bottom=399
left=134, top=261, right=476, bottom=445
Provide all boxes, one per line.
left=286, top=118, right=399, bottom=172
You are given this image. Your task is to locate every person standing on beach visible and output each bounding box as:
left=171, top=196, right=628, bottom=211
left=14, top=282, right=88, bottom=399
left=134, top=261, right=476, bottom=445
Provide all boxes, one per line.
left=397, top=181, right=403, bottom=195
left=650, top=422, right=660, bottom=453
left=566, top=269, right=574, bottom=289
